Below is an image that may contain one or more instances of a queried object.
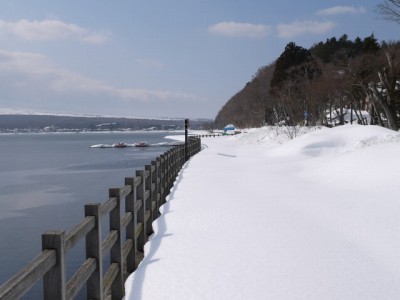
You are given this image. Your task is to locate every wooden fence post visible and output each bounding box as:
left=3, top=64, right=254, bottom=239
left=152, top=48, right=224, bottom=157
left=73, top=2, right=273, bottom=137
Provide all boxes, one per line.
left=145, top=165, right=154, bottom=236
left=151, top=160, right=160, bottom=219
left=185, top=118, right=189, bottom=162
left=179, top=144, right=184, bottom=168
left=159, top=155, right=166, bottom=204
left=109, top=188, right=124, bottom=299
left=165, top=150, right=170, bottom=192
left=42, top=231, right=66, bottom=300
left=135, top=170, right=146, bottom=251
left=168, top=150, right=173, bottom=189
left=85, top=203, right=103, bottom=300
left=125, top=177, right=137, bottom=273
left=173, top=148, right=178, bottom=178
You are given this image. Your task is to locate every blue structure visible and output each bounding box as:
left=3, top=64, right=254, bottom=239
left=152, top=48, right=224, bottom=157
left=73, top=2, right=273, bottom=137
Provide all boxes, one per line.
left=223, top=124, right=236, bottom=133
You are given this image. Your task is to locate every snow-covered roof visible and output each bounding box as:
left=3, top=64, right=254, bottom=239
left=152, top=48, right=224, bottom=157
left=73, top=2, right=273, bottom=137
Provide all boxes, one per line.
left=224, top=124, right=236, bottom=130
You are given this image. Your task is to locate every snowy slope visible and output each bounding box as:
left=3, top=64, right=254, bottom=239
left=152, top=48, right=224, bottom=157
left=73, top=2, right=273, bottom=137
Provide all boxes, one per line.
left=125, top=125, right=400, bottom=300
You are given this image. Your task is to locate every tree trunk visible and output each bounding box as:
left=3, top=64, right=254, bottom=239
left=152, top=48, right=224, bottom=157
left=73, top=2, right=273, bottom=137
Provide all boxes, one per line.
left=368, top=82, right=399, bottom=130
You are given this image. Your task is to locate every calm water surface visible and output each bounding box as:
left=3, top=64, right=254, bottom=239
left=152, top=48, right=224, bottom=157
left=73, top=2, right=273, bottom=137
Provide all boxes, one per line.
left=0, top=131, right=180, bottom=298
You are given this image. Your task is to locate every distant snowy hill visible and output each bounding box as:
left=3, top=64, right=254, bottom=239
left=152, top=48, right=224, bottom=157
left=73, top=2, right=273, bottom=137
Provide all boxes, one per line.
left=0, top=107, right=194, bottom=121
left=0, top=109, right=210, bottom=131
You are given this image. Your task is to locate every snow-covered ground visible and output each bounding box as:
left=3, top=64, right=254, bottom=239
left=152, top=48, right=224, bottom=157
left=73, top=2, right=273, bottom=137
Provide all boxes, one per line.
left=124, top=125, right=400, bottom=300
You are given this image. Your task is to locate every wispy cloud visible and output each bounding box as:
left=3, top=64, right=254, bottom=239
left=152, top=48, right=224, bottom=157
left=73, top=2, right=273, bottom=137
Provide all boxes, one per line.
left=209, top=21, right=271, bottom=38
left=0, top=50, right=204, bottom=113
left=277, top=20, right=336, bottom=39
left=316, top=6, right=366, bottom=16
left=0, top=18, right=110, bottom=44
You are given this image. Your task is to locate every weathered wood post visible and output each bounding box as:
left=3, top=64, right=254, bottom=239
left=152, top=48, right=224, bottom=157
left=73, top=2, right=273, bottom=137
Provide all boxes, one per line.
left=155, top=157, right=162, bottom=213
left=85, top=203, right=103, bottom=300
left=145, top=165, right=154, bottom=236
left=165, top=150, right=170, bottom=191
left=185, top=118, right=189, bottom=162
left=124, top=177, right=137, bottom=272
left=109, top=188, right=124, bottom=299
left=159, top=154, right=166, bottom=204
left=136, top=170, right=147, bottom=250
left=172, top=147, right=178, bottom=178
left=151, top=160, right=160, bottom=219
left=42, top=231, right=66, bottom=300
left=180, top=144, right=184, bottom=168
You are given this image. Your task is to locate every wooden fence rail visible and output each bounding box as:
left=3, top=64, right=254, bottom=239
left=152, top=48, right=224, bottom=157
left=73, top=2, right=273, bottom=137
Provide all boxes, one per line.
left=0, top=136, right=201, bottom=300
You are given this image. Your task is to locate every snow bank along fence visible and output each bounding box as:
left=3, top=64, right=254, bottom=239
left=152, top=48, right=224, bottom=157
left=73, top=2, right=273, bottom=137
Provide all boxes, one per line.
left=0, top=135, right=201, bottom=300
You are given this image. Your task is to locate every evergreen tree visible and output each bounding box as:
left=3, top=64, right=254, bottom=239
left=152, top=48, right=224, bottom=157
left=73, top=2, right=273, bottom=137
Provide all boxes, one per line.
left=362, top=34, right=381, bottom=53
left=271, top=42, right=313, bottom=89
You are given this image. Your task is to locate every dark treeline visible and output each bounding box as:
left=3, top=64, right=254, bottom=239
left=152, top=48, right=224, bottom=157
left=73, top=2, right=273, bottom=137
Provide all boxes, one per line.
left=215, top=34, right=400, bottom=131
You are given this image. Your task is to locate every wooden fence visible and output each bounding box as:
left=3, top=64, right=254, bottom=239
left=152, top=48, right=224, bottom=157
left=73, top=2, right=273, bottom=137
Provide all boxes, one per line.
left=198, top=132, right=239, bottom=137
left=0, top=136, right=201, bottom=300
left=198, top=133, right=223, bottom=137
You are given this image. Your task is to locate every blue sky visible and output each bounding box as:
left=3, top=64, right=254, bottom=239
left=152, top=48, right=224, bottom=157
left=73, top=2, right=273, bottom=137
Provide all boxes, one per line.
left=0, top=1, right=398, bottom=119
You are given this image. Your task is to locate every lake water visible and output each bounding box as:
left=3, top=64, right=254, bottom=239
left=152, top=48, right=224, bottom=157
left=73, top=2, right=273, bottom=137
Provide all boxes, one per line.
left=0, top=131, right=181, bottom=298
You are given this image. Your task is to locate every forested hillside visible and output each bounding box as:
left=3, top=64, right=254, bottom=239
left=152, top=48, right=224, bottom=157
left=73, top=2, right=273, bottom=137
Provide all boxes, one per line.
left=215, top=34, right=400, bottom=131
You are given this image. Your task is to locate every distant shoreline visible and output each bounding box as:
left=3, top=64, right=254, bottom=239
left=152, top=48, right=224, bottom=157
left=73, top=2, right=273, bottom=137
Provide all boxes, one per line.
left=0, top=129, right=186, bottom=135
left=0, top=114, right=209, bottom=133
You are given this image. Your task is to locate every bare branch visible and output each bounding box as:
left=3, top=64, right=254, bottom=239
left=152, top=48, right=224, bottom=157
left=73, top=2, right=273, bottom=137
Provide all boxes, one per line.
left=376, top=0, right=400, bottom=24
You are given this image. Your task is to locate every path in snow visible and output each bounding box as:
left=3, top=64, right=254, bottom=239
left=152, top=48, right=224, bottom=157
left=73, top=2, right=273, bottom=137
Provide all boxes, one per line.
left=125, top=126, right=400, bottom=300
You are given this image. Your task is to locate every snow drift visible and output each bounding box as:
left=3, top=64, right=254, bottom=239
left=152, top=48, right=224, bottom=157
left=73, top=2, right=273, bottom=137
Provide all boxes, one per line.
left=125, top=125, right=400, bottom=300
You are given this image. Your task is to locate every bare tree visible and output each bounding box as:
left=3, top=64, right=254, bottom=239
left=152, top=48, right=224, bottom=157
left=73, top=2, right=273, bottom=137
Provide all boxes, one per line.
left=355, top=45, right=400, bottom=131
left=202, top=121, right=216, bottom=133
left=377, top=0, right=400, bottom=24
left=366, top=52, right=399, bottom=131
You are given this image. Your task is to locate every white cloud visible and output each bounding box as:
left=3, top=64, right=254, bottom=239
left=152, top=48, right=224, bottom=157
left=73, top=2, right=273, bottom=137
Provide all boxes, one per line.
left=277, top=20, right=336, bottom=39
left=209, top=21, right=271, bottom=38
left=0, top=50, right=204, bottom=115
left=316, top=6, right=367, bottom=16
left=0, top=18, right=110, bottom=44
left=0, top=50, right=51, bottom=74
